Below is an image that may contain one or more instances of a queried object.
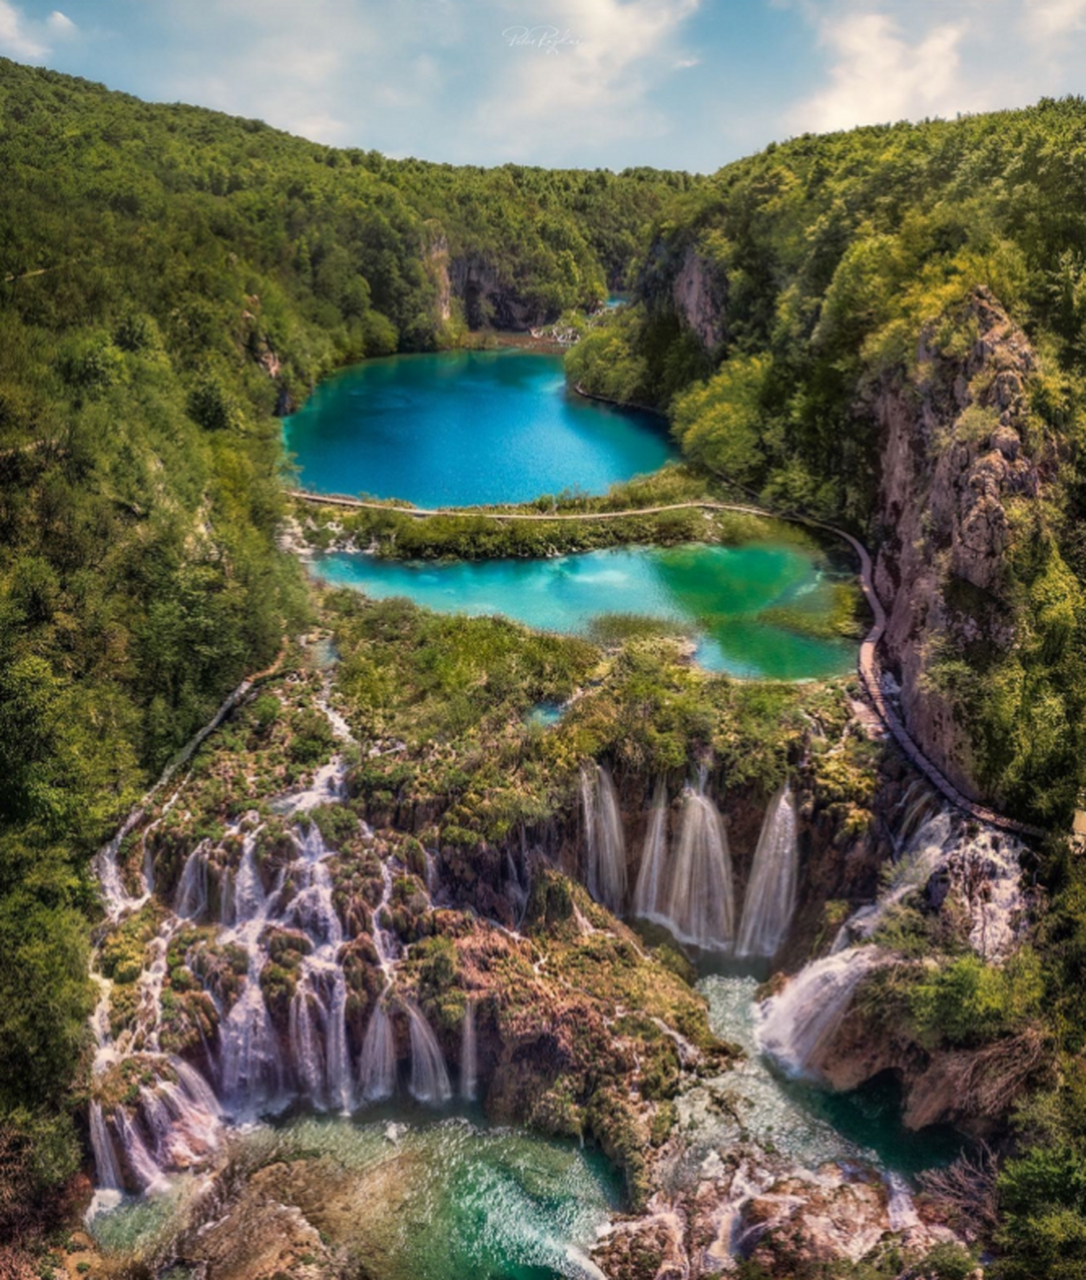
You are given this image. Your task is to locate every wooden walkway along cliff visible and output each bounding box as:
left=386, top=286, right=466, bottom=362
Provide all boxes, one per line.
left=287, top=487, right=1047, bottom=839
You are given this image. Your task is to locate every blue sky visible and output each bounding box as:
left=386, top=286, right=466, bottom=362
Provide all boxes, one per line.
left=2, top=0, right=1085, bottom=171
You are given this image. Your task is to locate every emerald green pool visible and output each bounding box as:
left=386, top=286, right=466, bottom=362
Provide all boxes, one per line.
left=90, top=1116, right=619, bottom=1280
left=312, top=542, right=857, bottom=681
left=699, top=976, right=961, bottom=1177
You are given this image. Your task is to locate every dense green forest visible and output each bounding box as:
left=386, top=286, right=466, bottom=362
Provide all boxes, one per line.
left=0, top=58, right=691, bottom=1233
left=569, top=99, right=1086, bottom=826
left=567, top=102, right=1086, bottom=1277
left=5, top=55, right=1086, bottom=1278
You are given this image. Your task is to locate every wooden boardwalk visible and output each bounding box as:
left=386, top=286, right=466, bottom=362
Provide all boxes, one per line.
left=288, top=488, right=1046, bottom=839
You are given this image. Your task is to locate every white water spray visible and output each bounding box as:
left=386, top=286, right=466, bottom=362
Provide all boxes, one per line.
left=407, top=1003, right=452, bottom=1105
left=580, top=763, right=627, bottom=913
left=663, top=778, right=734, bottom=949
left=632, top=782, right=668, bottom=921
left=358, top=1004, right=397, bottom=1101
left=461, top=999, right=478, bottom=1101
left=736, top=785, right=798, bottom=959
left=757, top=947, right=884, bottom=1079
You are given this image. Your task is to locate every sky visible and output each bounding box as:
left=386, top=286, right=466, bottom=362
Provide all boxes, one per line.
left=1, top=0, right=1085, bottom=172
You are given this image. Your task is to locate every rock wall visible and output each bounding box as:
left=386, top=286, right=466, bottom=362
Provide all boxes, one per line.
left=425, top=231, right=452, bottom=324
left=446, top=255, right=551, bottom=331
left=637, top=236, right=728, bottom=352
left=871, top=287, right=1041, bottom=801
left=670, top=244, right=727, bottom=351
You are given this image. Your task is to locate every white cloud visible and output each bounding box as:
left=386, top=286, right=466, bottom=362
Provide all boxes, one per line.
left=139, top=0, right=700, bottom=164
left=476, top=0, right=700, bottom=157
left=1026, top=0, right=1086, bottom=37
left=790, top=12, right=975, bottom=133
left=163, top=0, right=380, bottom=144
left=47, top=10, right=76, bottom=35
left=0, top=0, right=47, bottom=59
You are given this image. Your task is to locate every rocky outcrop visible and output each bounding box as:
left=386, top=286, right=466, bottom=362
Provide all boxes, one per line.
left=636, top=235, right=728, bottom=354
left=671, top=245, right=727, bottom=352
left=422, top=234, right=549, bottom=331
left=447, top=255, right=551, bottom=331
left=594, top=1147, right=960, bottom=1279
left=872, top=288, right=1042, bottom=802
left=813, top=997, right=1046, bottom=1138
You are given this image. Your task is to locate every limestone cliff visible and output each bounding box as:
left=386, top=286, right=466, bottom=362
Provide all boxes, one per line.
left=670, top=244, right=728, bottom=351
left=638, top=237, right=728, bottom=352
left=445, top=254, right=552, bottom=331
left=871, top=288, right=1042, bottom=802
left=423, top=233, right=551, bottom=332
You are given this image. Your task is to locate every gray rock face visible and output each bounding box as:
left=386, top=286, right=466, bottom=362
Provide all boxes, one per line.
left=671, top=245, right=728, bottom=351
left=448, top=254, right=550, bottom=331
left=872, top=287, right=1040, bottom=802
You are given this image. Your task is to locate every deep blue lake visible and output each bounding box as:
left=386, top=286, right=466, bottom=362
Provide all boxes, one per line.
left=284, top=350, right=674, bottom=507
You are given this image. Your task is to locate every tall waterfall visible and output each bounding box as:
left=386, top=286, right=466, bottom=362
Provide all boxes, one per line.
left=632, top=783, right=668, bottom=921
left=175, top=844, right=209, bottom=920
left=289, top=984, right=328, bottom=1105
left=115, top=1109, right=168, bottom=1193
left=757, top=947, right=884, bottom=1079
left=664, top=780, right=735, bottom=949
left=217, top=832, right=284, bottom=1117
left=89, top=1102, right=122, bottom=1191
left=407, top=1003, right=452, bottom=1104
left=630, top=776, right=735, bottom=951
left=460, top=999, right=478, bottom=1101
left=358, top=1004, right=396, bottom=1101
left=286, top=825, right=353, bottom=1113
left=736, top=785, right=798, bottom=959
left=580, top=763, right=627, bottom=913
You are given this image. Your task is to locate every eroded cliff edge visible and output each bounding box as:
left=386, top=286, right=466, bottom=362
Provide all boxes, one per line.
left=870, top=288, right=1044, bottom=805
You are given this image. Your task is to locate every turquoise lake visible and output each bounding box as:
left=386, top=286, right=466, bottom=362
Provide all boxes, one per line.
left=312, top=543, right=856, bottom=681
left=284, top=349, right=674, bottom=507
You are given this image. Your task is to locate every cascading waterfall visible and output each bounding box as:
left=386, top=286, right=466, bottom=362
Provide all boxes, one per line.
left=580, top=763, right=627, bottom=913
left=219, top=866, right=234, bottom=927
left=358, top=1004, right=397, bottom=1101
left=630, top=775, right=735, bottom=950
left=84, top=662, right=484, bottom=1207
left=115, top=1109, right=168, bottom=1194
left=89, top=1102, right=122, bottom=1192
left=664, top=777, right=735, bottom=949
left=461, top=999, right=478, bottom=1101
left=217, top=830, right=285, bottom=1117
left=736, top=785, right=799, bottom=959
left=757, top=947, right=885, bottom=1079
left=175, top=844, right=209, bottom=920
left=289, top=984, right=327, bottom=1104
left=407, top=1003, right=453, bottom=1105
left=632, top=782, right=668, bottom=921
left=286, top=823, right=353, bottom=1113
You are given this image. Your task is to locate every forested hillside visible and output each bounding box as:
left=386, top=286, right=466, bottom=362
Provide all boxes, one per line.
left=8, top=56, right=1086, bottom=1278
left=0, top=58, right=690, bottom=1229
left=570, top=99, right=1086, bottom=826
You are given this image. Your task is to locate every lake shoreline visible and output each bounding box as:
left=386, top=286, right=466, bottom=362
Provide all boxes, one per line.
left=282, top=348, right=675, bottom=509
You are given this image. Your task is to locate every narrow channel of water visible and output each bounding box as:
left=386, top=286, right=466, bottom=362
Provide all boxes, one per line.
left=696, top=975, right=961, bottom=1177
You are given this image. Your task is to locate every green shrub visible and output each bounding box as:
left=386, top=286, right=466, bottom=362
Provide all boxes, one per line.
left=909, top=950, right=1043, bottom=1049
